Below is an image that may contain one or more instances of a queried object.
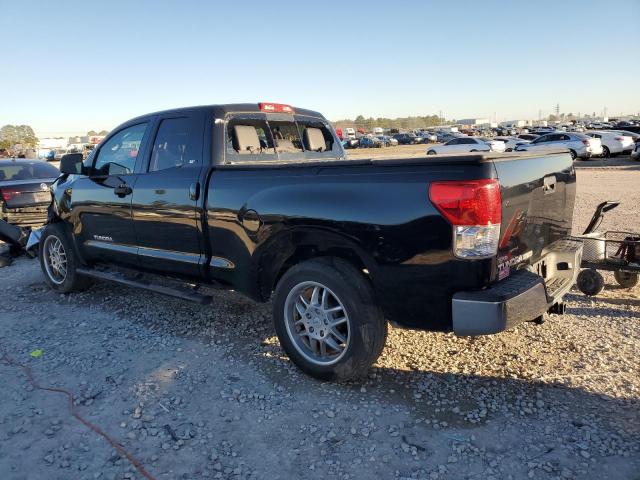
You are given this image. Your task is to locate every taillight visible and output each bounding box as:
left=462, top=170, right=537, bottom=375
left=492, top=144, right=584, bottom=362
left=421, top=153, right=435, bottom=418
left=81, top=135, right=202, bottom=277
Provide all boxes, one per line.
left=259, top=102, right=295, bottom=114
left=429, top=179, right=501, bottom=258
left=1, top=189, right=19, bottom=202
left=614, top=136, right=624, bottom=141
left=582, top=140, right=590, bottom=146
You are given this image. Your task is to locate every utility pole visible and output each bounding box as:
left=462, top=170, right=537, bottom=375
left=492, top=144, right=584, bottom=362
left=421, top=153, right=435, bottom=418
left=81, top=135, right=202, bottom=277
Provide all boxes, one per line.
left=555, top=103, right=560, bottom=116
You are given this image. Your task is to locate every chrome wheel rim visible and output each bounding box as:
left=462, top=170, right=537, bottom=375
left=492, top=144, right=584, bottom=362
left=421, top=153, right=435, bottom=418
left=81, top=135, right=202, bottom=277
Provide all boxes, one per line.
left=284, top=281, right=351, bottom=366
left=43, top=235, right=67, bottom=285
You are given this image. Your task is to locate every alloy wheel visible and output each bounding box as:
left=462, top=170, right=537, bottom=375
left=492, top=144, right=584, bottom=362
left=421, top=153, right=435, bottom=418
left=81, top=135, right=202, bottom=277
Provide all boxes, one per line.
left=284, top=281, right=351, bottom=366
left=43, top=235, right=67, bottom=285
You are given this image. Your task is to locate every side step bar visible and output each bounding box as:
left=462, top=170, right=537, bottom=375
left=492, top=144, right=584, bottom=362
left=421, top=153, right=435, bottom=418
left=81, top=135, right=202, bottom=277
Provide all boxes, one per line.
left=76, top=267, right=213, bottom=305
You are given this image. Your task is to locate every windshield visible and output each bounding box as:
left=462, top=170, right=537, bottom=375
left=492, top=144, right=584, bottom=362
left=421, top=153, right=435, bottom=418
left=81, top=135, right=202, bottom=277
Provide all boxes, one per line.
left=0, top=161, right=59, bottom=181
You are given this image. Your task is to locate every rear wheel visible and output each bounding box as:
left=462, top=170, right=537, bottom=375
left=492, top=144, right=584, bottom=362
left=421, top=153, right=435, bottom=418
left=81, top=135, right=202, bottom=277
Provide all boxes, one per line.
left=614, top=270, right=638, bottom=289
left=577, top=268, right=604, bottom=296
left=602, top=146, right=610, bottom=158
left=569, top=149, right=577, bottom=160
left=427, top=150, right=437, bottom=155
left=39, top=223, right=92, bottom=293
left=273, top=258, right=387, bottom=381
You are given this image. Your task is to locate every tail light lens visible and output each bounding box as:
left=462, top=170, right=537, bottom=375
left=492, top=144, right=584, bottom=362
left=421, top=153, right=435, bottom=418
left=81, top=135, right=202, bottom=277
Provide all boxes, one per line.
left=582, top=140, right=590, bottom=146
left=429, top=179, right=501, bottom=258
left=1, top=189, right=19, bottom=202
left=614, top=136, right=624, bottom=141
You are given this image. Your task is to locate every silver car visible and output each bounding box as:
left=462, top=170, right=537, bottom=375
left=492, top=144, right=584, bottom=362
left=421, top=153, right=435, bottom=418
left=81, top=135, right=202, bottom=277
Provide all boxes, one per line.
left=515, top=132, right=602, bottom=160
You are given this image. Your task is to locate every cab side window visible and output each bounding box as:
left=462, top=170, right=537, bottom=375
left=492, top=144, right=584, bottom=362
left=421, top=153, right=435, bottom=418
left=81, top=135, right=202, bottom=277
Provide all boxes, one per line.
left=94, top=123, right=147, bottom=175
left=149, top=117, right=202, bottom=172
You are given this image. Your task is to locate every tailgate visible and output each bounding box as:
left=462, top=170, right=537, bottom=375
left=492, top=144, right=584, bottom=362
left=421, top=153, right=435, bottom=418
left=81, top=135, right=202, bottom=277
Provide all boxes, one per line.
left=492, top=152, right=576, bottom=280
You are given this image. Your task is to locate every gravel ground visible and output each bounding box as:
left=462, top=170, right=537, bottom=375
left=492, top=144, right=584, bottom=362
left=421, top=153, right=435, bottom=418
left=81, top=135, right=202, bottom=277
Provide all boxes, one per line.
left=1, top=166, right=639, bottom=480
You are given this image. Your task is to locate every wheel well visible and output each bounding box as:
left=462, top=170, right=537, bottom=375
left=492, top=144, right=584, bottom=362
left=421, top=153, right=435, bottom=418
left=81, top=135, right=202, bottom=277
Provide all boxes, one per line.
left=266, top=245, right=368, bottom=299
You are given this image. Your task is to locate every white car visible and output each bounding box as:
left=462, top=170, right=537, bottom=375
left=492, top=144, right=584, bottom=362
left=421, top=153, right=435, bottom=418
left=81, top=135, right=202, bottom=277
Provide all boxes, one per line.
left=426, top=137, right=505, bottom=155
left=493, top=136, right=530, bottom=152
left=585, top=131, right=634, bottom=157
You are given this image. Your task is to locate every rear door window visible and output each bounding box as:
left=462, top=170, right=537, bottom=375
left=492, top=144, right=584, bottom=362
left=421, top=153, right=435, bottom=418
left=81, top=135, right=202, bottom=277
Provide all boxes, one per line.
left=149, top=116, right=203, bottom=172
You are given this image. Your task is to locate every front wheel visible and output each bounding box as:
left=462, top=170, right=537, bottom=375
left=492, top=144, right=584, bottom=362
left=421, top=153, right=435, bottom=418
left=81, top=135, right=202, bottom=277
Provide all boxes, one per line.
left=614, top=270, right=638, bottom=288
left=602, top=146, right=610, bottom=158
left=569, top=149, right=577, bottom=161
left=39, top=223, right=92, bottom=293
left=273, top=258, right=387, bottom=381
left=427, top=150, right=437, bottom=155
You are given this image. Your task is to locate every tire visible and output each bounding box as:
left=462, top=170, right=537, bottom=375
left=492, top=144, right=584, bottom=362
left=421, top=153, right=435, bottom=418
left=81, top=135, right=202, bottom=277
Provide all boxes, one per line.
left=273, top=257, right=387, bottom=381
left=576, top=268, right=604, bottom=296
left=427, top=150, right=437, bottom=155
left=602, top=146, right=610, bottom=158
left=614, top=270, right=638, bottom=289
left=39, top=223, right=92, bottom=293
left=569, top=150, right=577, bottom=161
left=470, top=149, right=478, bottom=152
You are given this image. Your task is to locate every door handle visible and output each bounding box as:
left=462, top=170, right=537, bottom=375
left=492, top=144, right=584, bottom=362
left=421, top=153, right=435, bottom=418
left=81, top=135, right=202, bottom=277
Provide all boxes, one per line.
left=114, top=184, right=132, bottom=197
left=189, top=182, right=200, bottom=201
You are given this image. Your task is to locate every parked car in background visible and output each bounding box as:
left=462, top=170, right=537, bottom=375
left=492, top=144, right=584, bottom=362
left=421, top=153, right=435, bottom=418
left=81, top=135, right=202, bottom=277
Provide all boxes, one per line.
left=393, top=133, right=420, bottom=145
left=359, top=136, right=383, bottom=148
left=437, top=132, right=465, bottom=143
left=515, top=132, right=602, bottom=160
left=427, top=137, right=505, bottom=155
left=0, top=159, right=59, bottom=227
left=606, top=130, right=640, bottom=148
left=422, top=132, right=438, bottom=143
left=377, top=135, right=398, bottom=147
left=342, top=138, right=359, bottom=149
left=518, top=133, right=540, bottom=141
left=54, top=148, right=67, bottom=160
left=493, top=136, right=530, bottom=152
left=585, top=130, right=634, bottom=157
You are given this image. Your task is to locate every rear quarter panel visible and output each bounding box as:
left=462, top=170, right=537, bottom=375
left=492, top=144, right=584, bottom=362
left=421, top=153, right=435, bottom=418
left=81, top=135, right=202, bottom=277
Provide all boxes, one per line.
left=205, top=162, right=496, bottom=330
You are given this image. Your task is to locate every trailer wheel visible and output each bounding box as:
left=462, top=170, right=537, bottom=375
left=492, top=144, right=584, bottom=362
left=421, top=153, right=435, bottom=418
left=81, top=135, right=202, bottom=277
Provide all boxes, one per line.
left=577, top=268, right=604, bottom=296
left=614, top=270, right=638, bottom=289
left=273, top=257, right=387, bottom=381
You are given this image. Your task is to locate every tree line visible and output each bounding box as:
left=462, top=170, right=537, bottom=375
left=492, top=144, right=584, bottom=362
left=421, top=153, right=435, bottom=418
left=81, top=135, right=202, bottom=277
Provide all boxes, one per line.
left=332, top=114, right=451, bottom=131
left=0, top=125, right=38, bottom=150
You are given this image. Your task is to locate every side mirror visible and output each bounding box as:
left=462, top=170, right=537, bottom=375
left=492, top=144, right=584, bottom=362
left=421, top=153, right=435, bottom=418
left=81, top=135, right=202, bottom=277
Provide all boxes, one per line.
left=59, top=153, right=84, bottom=175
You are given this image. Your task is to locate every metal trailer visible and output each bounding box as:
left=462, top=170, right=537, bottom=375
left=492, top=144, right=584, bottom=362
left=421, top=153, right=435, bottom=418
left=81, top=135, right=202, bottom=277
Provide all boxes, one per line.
left=572, top=201, right=640, bottom=295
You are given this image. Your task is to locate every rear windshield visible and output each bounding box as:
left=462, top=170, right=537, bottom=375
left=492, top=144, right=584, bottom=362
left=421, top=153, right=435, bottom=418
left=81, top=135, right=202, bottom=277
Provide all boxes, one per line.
left=0, top=162, right=59, bottom=181
left=225, top=114, right=342, bottom=163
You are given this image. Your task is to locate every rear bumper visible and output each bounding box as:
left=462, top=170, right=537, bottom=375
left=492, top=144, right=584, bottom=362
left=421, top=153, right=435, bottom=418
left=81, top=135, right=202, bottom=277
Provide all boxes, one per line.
left=452, top=239, right=583, bottom=336
left=1, top=205, right=48, bottom=228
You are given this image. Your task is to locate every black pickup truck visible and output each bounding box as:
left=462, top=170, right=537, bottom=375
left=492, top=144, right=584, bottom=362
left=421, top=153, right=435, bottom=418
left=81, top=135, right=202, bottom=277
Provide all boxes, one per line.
left=33, top=103, right=582, bottom=380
